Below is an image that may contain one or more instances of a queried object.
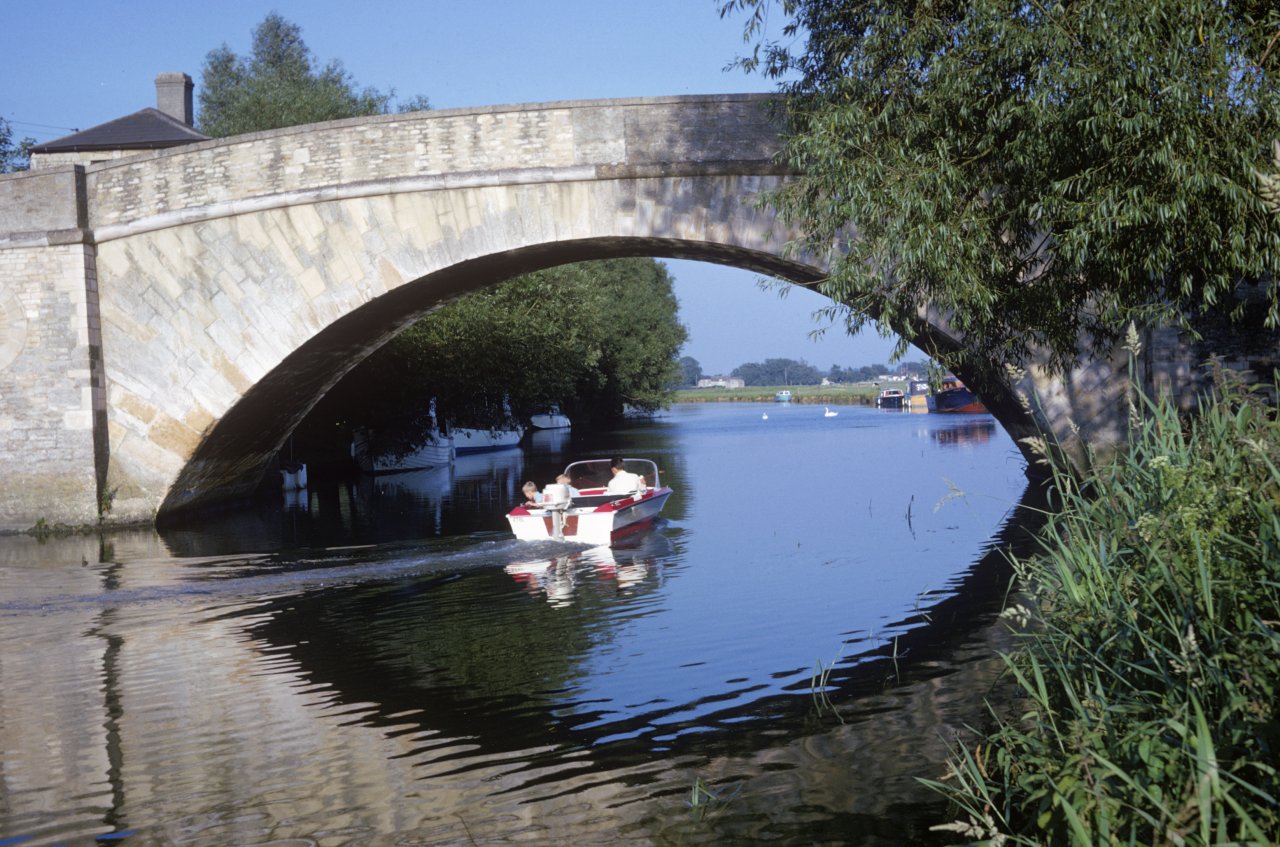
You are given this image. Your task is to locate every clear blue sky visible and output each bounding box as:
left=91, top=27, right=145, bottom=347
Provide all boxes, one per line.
left=1, top=0, right=902, bottom=374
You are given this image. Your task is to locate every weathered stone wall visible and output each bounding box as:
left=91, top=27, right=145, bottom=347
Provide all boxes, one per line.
left=85, top=96, right=782, bottom=237
left=0, top=243, right=100, bottom=530
left=0, top=168, right=101, bottom=531
left=29, top=149, right=145, bottom=170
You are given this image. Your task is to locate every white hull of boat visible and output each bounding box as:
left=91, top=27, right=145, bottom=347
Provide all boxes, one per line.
left=352, top=431, right=454, bottom=473
left=508, top=488, right=672, bottom=546
left=529, top=409, right=571, bottom=430
left=453, top=426, right=524, bottom=454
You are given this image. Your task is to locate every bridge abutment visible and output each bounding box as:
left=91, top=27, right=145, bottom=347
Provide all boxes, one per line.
left=0, top=167, right=104, bottom=531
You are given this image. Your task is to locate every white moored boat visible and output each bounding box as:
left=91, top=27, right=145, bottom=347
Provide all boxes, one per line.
left=452, top=425, right=524, bottom=454
left=529, top=404, right=571, bottom=430
left=352, top=427, right=454, bottom=473
left=506, top=458, right=672, bottom=546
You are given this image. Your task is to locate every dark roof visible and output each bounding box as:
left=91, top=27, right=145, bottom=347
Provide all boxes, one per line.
left=31, top=108, right=208, bottom=153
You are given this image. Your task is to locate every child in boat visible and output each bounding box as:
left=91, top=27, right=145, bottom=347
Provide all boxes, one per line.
left=555, top=474, right=580, bottom=496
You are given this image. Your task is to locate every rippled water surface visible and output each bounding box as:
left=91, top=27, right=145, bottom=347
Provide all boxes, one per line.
left=0, top=403, right=1034, bottom=845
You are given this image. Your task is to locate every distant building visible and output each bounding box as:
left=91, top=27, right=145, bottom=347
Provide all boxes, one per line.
left=29, top=72, right=208, bottom=169
left=696, top=375, right=745, bottom=389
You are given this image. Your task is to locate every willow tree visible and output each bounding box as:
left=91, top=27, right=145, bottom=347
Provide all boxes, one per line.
left=721, top=0, right=1280, bottom=373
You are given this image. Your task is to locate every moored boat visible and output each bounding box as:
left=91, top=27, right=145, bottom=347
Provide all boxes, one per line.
left=928, top=375, right=988, bottom=414
left=507, top=458, right=672, bottom=546
left=876, top=387, right=907, bottom=409
left=774, top=390, right=792, bottom=402
left=529, top=404, right=571, bottom=430
left=907, top=379, right=931, bottom=411
left=452, top=425, right=524, bottom=453
left=352, top=427, right=454, bottom=473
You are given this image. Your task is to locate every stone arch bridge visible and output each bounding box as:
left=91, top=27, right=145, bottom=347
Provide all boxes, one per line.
left=1, top=94, right=1152, bottom=530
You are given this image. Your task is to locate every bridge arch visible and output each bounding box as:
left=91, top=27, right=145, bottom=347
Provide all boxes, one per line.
left=1, top=95, right=1130, bottom=528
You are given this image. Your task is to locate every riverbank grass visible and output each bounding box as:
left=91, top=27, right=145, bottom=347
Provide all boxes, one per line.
left=928, top=372, right=1280, bottom=844
left=673, top=384, right=880, bottom=404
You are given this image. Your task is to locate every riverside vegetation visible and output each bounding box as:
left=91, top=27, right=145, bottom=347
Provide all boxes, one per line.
left=929, top=363, right=1280, bottom=845
left=672, top=384, right=881, bottom=404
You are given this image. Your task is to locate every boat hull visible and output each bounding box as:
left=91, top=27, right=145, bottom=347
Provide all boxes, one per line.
left=352, top=431, right=454, bottom=473
left=529, top=412, right=571, bottom=430
left=507, top=488, right=672, bottom=546
left=929, top=387, right=988, bottom=414
left=453, top=427, right=524, bottom=453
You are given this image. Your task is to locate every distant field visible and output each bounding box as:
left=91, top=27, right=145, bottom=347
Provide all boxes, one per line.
left=672, top=384, right=881, bottom=404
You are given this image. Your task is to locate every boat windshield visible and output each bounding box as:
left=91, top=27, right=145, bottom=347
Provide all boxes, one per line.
left=562, top=458, right=661, bottom=491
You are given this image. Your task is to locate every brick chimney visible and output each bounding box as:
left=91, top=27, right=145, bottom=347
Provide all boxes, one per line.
left=155, top=72, right=194, bottom=126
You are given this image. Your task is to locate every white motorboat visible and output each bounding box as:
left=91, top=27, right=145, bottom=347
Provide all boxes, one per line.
left=452, top=425, right=524, bottom=454
left=875, top=387, right=907, bottom=409
left=351, top=427, right=454, bottom=473
left=529, top=404, right=571, bottom=430
left=506, top=458, right=672, bottom=546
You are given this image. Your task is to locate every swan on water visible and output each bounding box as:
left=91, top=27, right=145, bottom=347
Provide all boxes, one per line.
left=824, top=407, right=838, bottom=417
left=762, top=412, right=768, bottom=420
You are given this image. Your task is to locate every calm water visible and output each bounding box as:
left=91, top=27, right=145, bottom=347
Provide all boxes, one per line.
left=0, top=403, right=1035, bottom=846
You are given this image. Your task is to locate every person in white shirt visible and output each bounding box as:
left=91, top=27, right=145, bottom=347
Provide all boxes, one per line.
left=605, top=457, right=642, bottom=494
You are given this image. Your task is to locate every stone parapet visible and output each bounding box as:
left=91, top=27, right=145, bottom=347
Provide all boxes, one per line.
left=84, top=95, right=785, bottom=234
left=0, top=166, right=86, bottom=238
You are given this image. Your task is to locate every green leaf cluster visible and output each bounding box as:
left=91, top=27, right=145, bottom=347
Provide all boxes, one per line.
left=0, top=117, right=33, bottom=173
left=305, top=258, right=687, bottom=453
left=929, top=370, right=1280, bottom=843
left=197, top=13, right=424, bottom=137
left=721, top=0, right=1280, bottom=373
left=732, top=357, right=824, bottom=385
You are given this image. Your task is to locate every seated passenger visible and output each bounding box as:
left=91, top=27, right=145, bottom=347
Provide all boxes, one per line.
left=555, top=474, right=581, bottom=497
left=520, top=481, right=542, bottom=507
left=605, top=457, right=642, bottom=494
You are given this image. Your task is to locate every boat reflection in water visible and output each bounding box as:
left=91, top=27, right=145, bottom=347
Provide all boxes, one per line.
left=528, top=426, right=571, bottom=454
left=930, top=419, right=997, bottom=446
left=351, top=449, right=525, bottom=538
left=504, top=531, right=671, bottom=606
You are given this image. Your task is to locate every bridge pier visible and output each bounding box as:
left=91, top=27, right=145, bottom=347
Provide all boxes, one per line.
left=0, top=167, right=105, bottom=531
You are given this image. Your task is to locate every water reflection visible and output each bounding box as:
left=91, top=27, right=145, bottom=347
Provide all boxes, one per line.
left=528, top=426, right=572, bottom=454
left=928, top=419, right=997, bottom=446
left=0, top=403, right=1034, bottom=846
left=504, top=531, right=671, bottom=606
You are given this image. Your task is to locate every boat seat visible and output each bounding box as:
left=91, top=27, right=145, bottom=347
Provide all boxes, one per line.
left=568, top=494, right=619, bottom=508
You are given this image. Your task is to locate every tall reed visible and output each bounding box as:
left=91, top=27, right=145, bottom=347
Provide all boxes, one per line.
left=927, top=369, right=1280, bottom=845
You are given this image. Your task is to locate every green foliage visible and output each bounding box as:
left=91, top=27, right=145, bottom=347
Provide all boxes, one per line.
left=732, top=357, right=822, bottom=385
left=0, top=117, right=33, bottom=173
left=197, top=13, right=425, bottom=136
left=720, top=0, right=1280, bottom=373
left=678, top=356, right=703, bottom=387
left=827, top=358, right=929, bottom=383
left=304, top=258, right=686, bottom=451
left=928, top=372, right=1280, bottom=844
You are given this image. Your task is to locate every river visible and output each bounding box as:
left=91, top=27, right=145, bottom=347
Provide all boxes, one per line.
left=0, top=402, right=1036, bottom=846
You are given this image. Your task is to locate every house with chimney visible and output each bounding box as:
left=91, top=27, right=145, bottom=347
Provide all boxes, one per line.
left=28, top=72, right=208, bottom=169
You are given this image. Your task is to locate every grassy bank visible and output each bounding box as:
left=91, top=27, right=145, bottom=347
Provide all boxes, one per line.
left=672, top=384, right=881, bottom=404
left=929, top=369, right=1280, bottom=844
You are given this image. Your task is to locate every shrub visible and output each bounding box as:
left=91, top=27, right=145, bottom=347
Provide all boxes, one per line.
left=928, top=369, right=1280, bottom=845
